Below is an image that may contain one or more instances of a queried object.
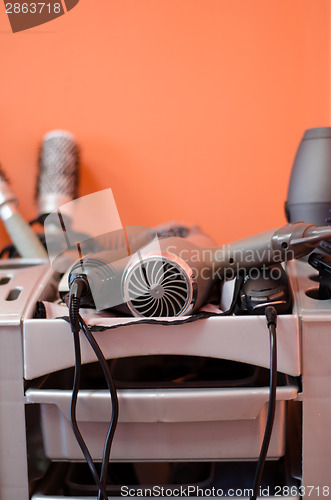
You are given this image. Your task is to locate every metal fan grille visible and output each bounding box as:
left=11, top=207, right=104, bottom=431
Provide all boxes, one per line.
left=124, top=257, right=192, bottom=317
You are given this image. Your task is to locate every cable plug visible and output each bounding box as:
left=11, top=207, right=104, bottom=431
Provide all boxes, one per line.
left=308, top=252, right=331, bottom=299
left=265, top=305, right=277, bottom=328
left=69, top=276, right=89, bottom=334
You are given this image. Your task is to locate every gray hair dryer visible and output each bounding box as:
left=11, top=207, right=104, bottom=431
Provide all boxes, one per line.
left=286, top=127, right=331, bottom=252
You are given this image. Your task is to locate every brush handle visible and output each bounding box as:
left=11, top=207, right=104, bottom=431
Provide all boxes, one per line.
left=2, top=210, right=48, bottom=259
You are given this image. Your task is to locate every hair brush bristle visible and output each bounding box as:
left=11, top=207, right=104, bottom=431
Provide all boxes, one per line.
left=0, top=165, right=10, bottom=184
left=35, top=130, right=80, bottom=204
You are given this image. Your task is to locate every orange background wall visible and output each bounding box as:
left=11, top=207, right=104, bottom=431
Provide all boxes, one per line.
left=0, top=0, right=329, bottom=248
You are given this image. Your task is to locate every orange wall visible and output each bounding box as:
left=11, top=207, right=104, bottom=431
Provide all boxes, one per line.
left=0, top=0, right=329, bottom=248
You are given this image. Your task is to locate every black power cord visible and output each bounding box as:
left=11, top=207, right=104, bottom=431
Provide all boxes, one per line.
left=68, top=277, right=119, bottom=500
left=70, top=327, right=109, bottom=500
left=65, top=271, right=257, bottom=498
left=250, top=305, right=278, bottom=500
left=79, top=315, right=119, bottom=500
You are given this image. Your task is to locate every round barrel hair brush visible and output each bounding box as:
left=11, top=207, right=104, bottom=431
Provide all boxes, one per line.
left=36, top=129, right=80, bottom=218
left=0, top=165, right=47, bottom=259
